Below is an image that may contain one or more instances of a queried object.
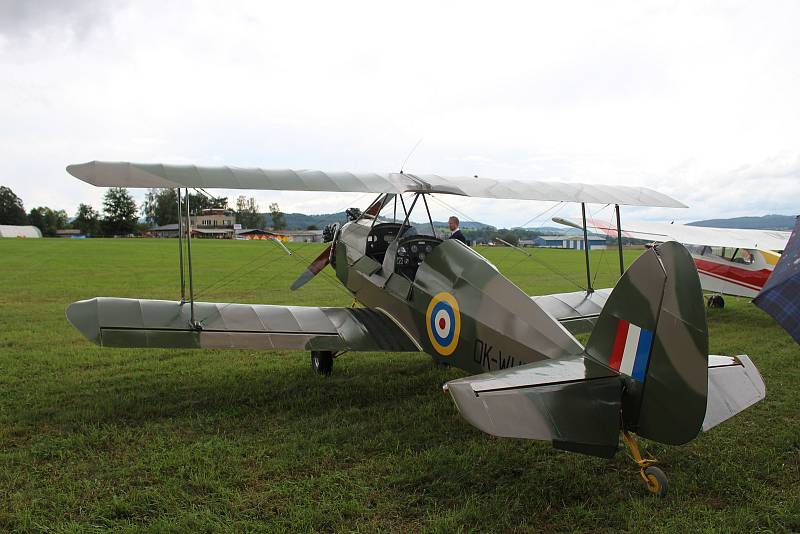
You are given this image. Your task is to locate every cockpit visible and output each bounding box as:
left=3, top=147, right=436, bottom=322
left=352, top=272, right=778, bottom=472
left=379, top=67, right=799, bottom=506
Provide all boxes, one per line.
left=359, top=192, right=445, bottom=281
left=687, top=245, right=757, bottom=265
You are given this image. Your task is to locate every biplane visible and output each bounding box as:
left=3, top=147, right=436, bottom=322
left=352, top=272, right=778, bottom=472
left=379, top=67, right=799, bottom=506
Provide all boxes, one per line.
left=554, top=217, right=790, bottom=308
left=65, top=161, right=766, bottom=496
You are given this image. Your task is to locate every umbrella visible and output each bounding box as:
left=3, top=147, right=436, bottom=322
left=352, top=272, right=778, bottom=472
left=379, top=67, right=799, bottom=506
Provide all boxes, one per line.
left=754, top=216, right=800, bottom=344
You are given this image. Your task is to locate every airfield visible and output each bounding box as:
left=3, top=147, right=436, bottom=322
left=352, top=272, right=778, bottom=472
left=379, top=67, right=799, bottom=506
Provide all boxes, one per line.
left=1, top=238, right=798, bottom=532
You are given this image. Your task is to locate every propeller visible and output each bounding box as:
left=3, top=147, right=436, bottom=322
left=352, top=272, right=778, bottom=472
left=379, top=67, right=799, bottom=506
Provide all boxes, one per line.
left=290, top=194, right=391, bottom=291
left=290, top=244, right=333, bottom=290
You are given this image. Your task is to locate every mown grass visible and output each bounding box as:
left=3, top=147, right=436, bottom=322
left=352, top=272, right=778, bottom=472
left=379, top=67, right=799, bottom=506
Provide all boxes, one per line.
left=0, top=238, right=797, bottom=533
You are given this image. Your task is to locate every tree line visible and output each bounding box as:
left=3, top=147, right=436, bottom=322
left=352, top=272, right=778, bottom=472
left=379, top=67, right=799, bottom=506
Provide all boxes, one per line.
left=0, top=186, right=287, bottom=236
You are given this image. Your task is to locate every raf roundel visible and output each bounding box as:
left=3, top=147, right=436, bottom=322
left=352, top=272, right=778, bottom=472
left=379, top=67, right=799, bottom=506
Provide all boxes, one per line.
left=425, top=292, right=461, bottom=356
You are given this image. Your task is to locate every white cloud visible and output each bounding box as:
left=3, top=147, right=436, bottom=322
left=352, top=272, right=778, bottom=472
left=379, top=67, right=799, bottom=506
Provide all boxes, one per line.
left=1, top=0, right=798, bottom=225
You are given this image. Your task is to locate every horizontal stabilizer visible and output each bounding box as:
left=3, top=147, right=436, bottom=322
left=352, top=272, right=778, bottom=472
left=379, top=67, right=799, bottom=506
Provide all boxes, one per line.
left=444, top=354, right=622, bottom=458
left=703, top=355, right=766, bottom=431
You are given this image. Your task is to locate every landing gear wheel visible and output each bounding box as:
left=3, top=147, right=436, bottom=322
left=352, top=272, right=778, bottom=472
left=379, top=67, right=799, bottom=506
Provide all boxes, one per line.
left=707, top=295, right=725, bottom=309
left=642, top=466, right=668, bottom=497
left=311, top=350, right=334, bottom=376
left=621, top=431, right=668, bottom=498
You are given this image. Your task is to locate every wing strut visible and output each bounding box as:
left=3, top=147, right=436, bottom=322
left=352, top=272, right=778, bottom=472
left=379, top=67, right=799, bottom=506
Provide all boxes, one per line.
left=184, top=189, right=198, bottom=328
left=581, top=203, right=593, bottom=293
left=177, top=188, right=186, bottom=302
left=615, top=204, right=625, bottom=276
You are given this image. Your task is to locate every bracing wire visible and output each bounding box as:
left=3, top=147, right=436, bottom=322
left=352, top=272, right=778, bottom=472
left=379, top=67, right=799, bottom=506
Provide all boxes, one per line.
left=193, top=239, right=289, bottom=299
left=428, top=194, right=586, bottom=292
left=194, top=191, right=373, bottom=299
left=585, top=203, right=615, bottom=288
left=400, top=138, right=424, bottom=173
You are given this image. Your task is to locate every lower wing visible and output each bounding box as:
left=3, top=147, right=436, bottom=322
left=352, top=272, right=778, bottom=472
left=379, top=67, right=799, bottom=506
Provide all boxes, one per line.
left=66, top=297, right=420, bottom=352
left=531, top=288, right=612, bottom=334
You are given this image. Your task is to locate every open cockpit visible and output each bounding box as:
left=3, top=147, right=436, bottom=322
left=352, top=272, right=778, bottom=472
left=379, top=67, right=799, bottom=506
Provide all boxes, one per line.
left=342, top=192, right=446, bottom=283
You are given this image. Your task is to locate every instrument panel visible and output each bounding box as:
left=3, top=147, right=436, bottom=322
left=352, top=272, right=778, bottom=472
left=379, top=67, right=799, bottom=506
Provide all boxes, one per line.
left=395, top=236, right=442, bottom=279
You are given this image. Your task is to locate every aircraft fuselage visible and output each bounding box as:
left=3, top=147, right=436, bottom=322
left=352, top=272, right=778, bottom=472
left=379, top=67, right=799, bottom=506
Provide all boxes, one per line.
left=332, top=219, right=583, bottom=374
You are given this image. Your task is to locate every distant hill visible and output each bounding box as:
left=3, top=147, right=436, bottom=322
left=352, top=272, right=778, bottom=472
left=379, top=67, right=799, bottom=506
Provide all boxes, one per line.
left=279, top=212, right=348, bottom=230
left=520, top=226, right=593, bottom=236
left=687, top=214, right=796, bottom=230
left=275, top=211, right=496, bottom=230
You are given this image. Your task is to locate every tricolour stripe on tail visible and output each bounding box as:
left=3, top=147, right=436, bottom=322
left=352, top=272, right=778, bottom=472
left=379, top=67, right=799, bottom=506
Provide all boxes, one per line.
left=609, top=320, right=654, bottom=381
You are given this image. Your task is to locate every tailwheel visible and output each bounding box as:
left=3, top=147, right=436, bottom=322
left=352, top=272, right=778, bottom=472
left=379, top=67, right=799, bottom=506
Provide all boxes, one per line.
left=622, top=431, right=668, bottom=497
left=311, top=350, right=334, bottom=376
left=643, top=466, right=668, bottom=497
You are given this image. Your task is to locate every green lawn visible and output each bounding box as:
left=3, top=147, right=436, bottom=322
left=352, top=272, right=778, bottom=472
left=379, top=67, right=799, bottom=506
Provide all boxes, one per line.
left=0, top=238, right=797, bottom=533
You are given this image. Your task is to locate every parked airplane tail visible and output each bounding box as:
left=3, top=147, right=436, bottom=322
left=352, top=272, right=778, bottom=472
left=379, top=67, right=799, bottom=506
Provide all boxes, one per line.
left=585, top=240, right=709, bottom=444
left=445, top=241, right=765, bottom=458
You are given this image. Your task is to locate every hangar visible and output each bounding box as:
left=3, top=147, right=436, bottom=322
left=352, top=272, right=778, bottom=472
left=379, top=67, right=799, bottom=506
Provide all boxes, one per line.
left=0, top=225, right=42, bottom=238
left=532, top=235, right=607, bottom=250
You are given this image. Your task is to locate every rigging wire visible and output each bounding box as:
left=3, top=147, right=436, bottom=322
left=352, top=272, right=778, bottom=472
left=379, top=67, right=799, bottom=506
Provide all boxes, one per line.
left=193, top=240, right=293, bottom=299
left=193, top=191, right=372, bottom=298
left=428, top=194, right=585, bottom=291
left=589, top=204, right=618, bottom=288
left=400, top=138, right=424, bottom=173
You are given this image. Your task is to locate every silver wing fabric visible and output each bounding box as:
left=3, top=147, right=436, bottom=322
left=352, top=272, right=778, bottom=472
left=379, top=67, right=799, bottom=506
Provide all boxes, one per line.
left=67, top=161, right=687, bottom=208
left=66, top=297, right=420, bottom=352
left=531, top=288, right=612, bottom=334
left=554, top=216, right=790, bottom=251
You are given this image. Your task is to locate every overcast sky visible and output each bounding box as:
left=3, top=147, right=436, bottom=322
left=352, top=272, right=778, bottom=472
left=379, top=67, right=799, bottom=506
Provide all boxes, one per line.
left=1, top=0, right=798, bottom=227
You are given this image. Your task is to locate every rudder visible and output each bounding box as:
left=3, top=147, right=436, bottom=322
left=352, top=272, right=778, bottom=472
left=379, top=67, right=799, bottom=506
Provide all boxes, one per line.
left=586, top=241, right=709, bottom=445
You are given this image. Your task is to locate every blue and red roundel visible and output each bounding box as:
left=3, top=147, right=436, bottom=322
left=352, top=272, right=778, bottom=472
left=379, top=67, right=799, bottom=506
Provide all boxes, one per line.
left=425, top=292, right=461, bottom=356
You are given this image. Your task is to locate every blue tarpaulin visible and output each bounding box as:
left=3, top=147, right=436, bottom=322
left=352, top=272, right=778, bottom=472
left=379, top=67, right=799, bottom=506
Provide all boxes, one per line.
left=754, top=216, right=800, bottom=344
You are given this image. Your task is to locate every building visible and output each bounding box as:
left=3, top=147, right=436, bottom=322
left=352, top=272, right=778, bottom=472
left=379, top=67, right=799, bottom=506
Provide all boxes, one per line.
left=146, top=211, right=325, bottom=242
left=235, top=229, right=278, bottom=240
left=275, top=230, right=324, bottom=243
left=533, top=235, right=607, bottom=250
left=194, top=208, right=235, bottom=230
left=0, top=225, right=42, bottom=238
left=55, top=229, right=86, bottom=238
left=147, top=223, right=180, bottom=238
left=146, top=208, right=237, bottom=239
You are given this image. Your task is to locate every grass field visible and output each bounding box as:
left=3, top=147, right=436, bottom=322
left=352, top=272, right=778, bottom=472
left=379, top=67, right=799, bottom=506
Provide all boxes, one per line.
left=1, top=238, right=798, bottom=533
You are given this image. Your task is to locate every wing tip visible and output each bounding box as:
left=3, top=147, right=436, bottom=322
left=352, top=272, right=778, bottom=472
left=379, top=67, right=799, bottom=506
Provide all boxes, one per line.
left=66, top=161, right=96, bottom=182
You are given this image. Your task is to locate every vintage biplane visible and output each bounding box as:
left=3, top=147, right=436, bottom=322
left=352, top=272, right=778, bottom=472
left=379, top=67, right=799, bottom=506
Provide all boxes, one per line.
left=554, top=217, right=790, bottom=308
left=65, top=162, right=766, bottom=495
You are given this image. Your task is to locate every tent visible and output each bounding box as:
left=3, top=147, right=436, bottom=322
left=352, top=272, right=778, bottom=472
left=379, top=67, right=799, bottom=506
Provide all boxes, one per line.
left=0, top=225, right=43, bottom=238
left=754, top=216, right=800, bottom=344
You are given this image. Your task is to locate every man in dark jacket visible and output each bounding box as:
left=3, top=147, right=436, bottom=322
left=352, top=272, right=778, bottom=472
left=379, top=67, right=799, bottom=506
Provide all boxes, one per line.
left=448, top=216, right=467, bottom=244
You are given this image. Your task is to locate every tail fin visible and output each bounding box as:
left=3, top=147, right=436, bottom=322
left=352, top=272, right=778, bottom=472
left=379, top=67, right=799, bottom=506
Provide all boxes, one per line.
left=585, top=241, right=709, bottom=445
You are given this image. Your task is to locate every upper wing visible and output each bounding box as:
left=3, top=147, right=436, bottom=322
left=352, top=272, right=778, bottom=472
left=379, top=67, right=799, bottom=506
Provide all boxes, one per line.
left=66, top=161, right=687, bottom=207
left=66, top=297, right=420, bottom=352
left=554, top=216, right=791, bottom=251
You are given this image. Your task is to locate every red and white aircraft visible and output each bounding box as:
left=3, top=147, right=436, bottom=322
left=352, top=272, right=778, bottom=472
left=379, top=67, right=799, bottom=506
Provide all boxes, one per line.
left=554, top=217, right=791, bottom=307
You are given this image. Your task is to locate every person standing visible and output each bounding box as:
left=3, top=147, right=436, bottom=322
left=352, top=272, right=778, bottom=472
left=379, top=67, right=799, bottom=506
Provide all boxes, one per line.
left=448, top=216, right=467, bottom=244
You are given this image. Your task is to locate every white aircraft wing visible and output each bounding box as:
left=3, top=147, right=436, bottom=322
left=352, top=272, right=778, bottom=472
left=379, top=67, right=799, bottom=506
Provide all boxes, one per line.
left=66, top=161, right=686, bottom=208
left=553, top=216, right=791, bottom=251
